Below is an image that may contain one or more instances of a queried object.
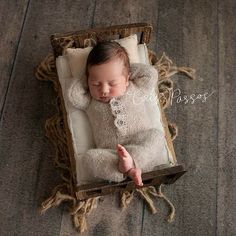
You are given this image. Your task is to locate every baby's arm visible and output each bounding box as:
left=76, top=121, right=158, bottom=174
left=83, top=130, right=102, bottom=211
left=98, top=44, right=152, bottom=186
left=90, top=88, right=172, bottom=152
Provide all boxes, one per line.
left=67, top=76, right=91, bottom=110
left=129, top=63, right=158, bottom=90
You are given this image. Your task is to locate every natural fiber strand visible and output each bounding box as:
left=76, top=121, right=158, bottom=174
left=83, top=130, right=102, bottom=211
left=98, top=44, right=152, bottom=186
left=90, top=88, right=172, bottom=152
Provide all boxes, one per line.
left=35, top=53, right=59, bottom=91
left=135, top=185, right=176, bottom=222
left=120, top=190, right=135, bottom=209
left=71, top=197, right=100, bottom=233
left=147, top=185, right=176, bottom=223
left=39, top=183, right=75, bottom=214
left=36, top=54, right=99, bottom=233
left=168, top=122, right=178, bottom=141
left=154, top=52, right=196, bottom=81
left=36, top=51, right=194, bottom=232
left=136, top=187, right=158, bottom=214
left=152, top=52, right=196, bottom=110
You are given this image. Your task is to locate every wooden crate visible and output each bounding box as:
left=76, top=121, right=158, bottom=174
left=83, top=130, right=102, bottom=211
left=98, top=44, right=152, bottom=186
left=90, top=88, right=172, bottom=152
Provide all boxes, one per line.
left=46, top=22, right=186, bottom=200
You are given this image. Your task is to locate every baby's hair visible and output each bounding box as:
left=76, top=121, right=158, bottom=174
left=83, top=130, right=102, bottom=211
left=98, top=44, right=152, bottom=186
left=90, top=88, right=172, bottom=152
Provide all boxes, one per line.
left=85, top=41, right=130, bottom=78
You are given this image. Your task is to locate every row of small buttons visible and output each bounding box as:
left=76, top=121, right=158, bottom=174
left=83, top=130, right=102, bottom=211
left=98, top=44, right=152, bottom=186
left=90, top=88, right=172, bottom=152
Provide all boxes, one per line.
left=109, top=98, right=126, bottom=128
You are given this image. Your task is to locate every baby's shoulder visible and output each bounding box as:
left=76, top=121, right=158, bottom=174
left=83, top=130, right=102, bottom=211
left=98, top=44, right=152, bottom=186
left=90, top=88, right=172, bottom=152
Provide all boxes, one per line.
left=130, top=63, right=158, bottom=79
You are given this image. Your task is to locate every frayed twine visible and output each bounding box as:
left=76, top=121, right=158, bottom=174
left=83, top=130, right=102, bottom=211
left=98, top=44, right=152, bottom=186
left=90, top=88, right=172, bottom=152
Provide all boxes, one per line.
left=36, top=54, right=100, bottom=233
left=136, top=187, right=158, bottom=214
left=120, top=190, right=135, bottom=209
left=148, top=185, right=175, bottom=223
left=36, top=51, right=194, bottom=232
left=168, top=122, right=178, bottom=141
left=35, top=53, right=59, bottom=92
left=136, top=185, right=175, bottom=223
left=150, top=51, right=196, bottom=110
left=153, top=52, right=196, bottom=81
left=39, top=182, right=100, bottom=233
left=71, top=197, right=100, bottom=233
left=120, top=185, right=175, bottom=223
left=39, top=183, right=75, bottom=214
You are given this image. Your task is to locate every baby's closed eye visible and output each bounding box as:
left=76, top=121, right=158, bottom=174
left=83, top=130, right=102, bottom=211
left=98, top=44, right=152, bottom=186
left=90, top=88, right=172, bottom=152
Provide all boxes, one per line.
left=91, top=82, right=119, bottom=87
left=92, top=82, right=100, bottom=86
left=109, top=82, right=119, bottom=86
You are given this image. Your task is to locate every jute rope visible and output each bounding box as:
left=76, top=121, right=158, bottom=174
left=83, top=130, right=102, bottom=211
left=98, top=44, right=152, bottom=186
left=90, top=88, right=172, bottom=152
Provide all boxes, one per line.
left=152, top=51, right=196, bottom=110
left=120, top=190, right=135, bottom=209
left=36, top=51, right=195, bottom=233
left=120, top=185, right=175, bottom=222
left=36, top=54, right=100, bottom=233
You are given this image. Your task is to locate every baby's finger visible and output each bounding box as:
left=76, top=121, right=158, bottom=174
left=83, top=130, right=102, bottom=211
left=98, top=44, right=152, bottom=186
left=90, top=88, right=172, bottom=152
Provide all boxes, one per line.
left=117, top=144, right=124, bottom=150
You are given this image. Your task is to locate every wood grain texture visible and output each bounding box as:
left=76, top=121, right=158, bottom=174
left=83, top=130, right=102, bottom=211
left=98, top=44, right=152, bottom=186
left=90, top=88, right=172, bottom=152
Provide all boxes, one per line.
left=0, top=0, right=62, bottom=234
left=142, top=0, right=219, bottom=235
left=0, top=0, right=29, bottom=119
left=217, top=0, right=236, bottom=235
left=59, top=1, right=158, bottom=235
left=92, top=0, right=159, bottom=51
left=0, top=0, right=235, bottom=235
left=0, top=0, right=95, bottom=235
left=86, top=1, right=159, bottom=235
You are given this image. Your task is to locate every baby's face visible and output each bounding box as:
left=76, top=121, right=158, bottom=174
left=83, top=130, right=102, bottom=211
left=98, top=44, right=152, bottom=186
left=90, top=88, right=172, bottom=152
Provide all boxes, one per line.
left=87, top=59, right=129, bottom=103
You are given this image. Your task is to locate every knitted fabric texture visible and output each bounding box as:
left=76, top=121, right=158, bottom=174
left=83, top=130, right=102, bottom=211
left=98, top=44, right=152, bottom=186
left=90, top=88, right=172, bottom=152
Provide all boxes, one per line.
left=67, top=63, right=172, bottom=183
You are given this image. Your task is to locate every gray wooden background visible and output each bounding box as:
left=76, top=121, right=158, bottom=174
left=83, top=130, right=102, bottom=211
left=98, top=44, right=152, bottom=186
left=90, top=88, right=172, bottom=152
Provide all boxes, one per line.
left=0, top=0, right=235, bottom=235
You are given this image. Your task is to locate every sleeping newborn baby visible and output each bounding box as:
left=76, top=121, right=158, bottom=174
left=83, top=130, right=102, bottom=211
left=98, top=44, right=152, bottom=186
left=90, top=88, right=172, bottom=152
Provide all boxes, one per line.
left=67, top=41, right=167, bottom=187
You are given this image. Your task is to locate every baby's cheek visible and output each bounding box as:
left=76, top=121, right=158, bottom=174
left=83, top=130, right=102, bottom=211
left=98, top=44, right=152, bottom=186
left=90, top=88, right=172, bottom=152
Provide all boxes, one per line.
left=90, top=87, right=98, bottom=98
left=112, top=87, right=121, bottom=96
left=118, top=86, right=127, bottom=96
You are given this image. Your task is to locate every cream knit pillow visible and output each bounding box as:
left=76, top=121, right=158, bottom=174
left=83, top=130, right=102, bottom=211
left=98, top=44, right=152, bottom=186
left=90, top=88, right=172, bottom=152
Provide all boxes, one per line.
left=113, top=34, right=140, bottom=63
left=65, top=34, right=141, bottom=78
left=65, top=46, right=92, bottom=78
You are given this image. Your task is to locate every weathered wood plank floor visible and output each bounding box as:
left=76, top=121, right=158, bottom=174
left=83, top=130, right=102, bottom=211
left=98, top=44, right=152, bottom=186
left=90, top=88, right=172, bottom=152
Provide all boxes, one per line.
left=0, top=0, right=235, bottom=235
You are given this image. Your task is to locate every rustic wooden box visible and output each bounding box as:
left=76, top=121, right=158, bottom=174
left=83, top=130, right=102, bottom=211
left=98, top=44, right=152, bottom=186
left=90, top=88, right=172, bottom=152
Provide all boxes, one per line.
left=37, top=22, right=186, bottom=202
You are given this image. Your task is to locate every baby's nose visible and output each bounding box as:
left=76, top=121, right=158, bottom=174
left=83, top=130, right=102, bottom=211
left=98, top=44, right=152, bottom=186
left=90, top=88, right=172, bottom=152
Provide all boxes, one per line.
left=101, top=84, right=110, bottom=95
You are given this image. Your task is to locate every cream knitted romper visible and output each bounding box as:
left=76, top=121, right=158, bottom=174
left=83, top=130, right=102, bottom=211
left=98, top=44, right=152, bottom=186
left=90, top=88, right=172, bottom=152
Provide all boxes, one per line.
left=67, top=63, right=169, bottom=182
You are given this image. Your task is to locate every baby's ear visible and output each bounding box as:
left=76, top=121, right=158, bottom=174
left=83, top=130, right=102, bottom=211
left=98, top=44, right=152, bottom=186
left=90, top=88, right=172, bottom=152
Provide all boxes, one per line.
left=127, top=73, right=131, bottom=80
left=126, top=74, right=130, bottom=86
left=128, top=71, right=134, bottom=81
left=81, top=73, right=89, bottom=90
left=126, top=81, right=129, bottom=87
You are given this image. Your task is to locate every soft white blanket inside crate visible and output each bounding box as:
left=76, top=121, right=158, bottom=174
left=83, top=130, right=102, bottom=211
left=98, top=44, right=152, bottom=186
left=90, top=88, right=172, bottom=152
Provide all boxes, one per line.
left=56, top=55, right=175, bottom=185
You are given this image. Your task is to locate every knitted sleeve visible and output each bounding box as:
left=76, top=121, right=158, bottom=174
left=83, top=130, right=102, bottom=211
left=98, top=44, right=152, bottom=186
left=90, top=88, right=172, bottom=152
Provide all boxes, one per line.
left=129, top=63, right=158, bottom=90
left=67, top=76, right=91, bottom=111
